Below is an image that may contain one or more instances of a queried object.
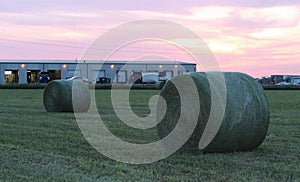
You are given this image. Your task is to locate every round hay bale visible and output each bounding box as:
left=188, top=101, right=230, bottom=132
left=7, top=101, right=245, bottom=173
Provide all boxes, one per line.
left=157, top=72, right=270, bottom=153
left=43, top=80, right=91, bottom=112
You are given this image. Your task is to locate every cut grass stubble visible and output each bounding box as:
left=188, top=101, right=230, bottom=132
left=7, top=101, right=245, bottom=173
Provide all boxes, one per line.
left=0, top=89, right=299, bottom=181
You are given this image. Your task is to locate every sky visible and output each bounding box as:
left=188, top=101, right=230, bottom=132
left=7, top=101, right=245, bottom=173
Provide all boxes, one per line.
left=0, top=0, right=300, bottom=77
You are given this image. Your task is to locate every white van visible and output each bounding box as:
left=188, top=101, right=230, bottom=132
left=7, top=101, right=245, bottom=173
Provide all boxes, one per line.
left=142, top=72, right=168, bottom=84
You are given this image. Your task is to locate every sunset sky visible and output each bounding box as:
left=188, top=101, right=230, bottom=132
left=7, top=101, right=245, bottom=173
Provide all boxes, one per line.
left=0, top=0, right=299, bottom=77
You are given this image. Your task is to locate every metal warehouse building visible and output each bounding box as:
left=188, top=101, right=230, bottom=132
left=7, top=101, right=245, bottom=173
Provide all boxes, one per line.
left=0, top=60, right=196, bottom=84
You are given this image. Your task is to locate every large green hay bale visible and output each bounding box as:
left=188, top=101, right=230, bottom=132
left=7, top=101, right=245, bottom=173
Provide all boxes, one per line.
left=43, top=80, right=91, bottom=112
left=157, top=72, right=270, bottom=153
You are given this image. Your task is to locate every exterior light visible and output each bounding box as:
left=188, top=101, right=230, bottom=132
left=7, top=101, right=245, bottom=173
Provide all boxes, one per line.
left=174, top=65, right=178, bottom=68
left=20, top=64, right=26, bottom=69
left=159, top=65, right=163, bottom=68
left=62, top=64, right=67, bottom=69
left=110, top=64, right=115, bottom=69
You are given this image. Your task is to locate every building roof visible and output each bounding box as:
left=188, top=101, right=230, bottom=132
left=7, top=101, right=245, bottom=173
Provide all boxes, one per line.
left=0, top=59, right=195, bottom=65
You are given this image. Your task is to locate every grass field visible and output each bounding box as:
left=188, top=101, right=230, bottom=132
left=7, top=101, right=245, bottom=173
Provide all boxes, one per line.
left=0, top=89, right=299, bottom=181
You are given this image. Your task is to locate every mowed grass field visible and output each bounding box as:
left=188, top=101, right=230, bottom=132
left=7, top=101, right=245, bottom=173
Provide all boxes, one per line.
left=0, top=89, right=299, bottom=181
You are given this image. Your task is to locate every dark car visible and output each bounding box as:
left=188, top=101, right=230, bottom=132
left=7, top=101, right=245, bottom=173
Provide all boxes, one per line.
left=39, top=72, right=51, bottom=83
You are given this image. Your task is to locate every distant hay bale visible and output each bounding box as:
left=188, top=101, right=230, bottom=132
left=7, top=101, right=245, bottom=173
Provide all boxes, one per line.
left=157, top=72, right=270, bottom=153
left=43, top=80, right=91, bottom=112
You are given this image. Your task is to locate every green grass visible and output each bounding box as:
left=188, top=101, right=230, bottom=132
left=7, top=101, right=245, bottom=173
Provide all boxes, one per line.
left=0, top=89, right=299, bottom=181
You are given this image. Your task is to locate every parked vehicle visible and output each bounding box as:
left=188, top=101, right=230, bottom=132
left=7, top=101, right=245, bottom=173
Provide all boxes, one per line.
left=141, top=72, right=159, bottom=84
left=291, top=81, right=300, bottom=85
left=67, top=76, right=89, bottom=83
left=275, top=82, right=291, bottom=86
left=96, top=77, right=111, bottom=84
left=159, top=75, right=168, bottom=82
left=141, top=72, right=168, bottom=84
left=291, top=77, right=300, bottom=85
left=129, top=72, right=142, bottom=84
left=38, top=72, right=51, bottom=83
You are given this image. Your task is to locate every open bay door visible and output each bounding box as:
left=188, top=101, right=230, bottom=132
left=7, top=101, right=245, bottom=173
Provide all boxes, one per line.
left=92, top=70, right=106, bottom=84
left=116, top=70, right=127, bottom=83
left=164, top=70, right=173, bottom=80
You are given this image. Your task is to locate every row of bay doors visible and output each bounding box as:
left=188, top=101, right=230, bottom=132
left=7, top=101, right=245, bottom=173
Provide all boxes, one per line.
left=115, top=70, right=175, bottom=84
left=69, top=70, right=187, bottom=84
left=114, top=70, right=180, bottom=84
left=91, top=70, right=173, bottom=84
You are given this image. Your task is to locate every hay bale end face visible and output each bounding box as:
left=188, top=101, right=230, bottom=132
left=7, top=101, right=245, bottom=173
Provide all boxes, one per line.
left=157, top=72, right=270, bottom=153
left=43, top=80, right=91, bottom=112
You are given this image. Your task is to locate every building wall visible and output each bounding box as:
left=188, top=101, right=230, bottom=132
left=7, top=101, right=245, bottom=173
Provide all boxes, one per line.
left=0, top=61, right=196, bottom=84
left=0, top=64, right=3, bottom=84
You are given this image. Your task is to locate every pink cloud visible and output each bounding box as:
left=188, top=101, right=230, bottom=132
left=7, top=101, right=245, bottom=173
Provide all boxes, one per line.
left=0, top=2, right=300, bottom=77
